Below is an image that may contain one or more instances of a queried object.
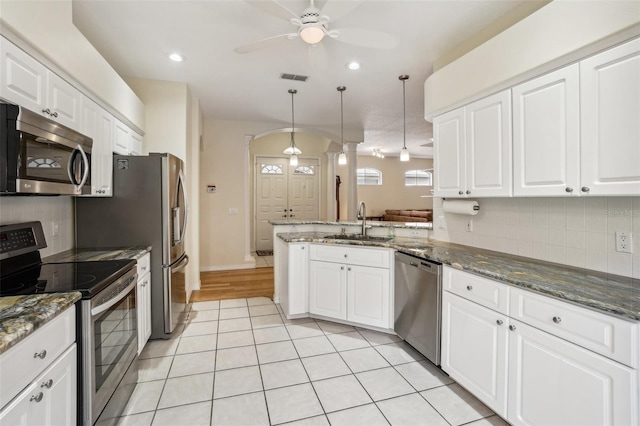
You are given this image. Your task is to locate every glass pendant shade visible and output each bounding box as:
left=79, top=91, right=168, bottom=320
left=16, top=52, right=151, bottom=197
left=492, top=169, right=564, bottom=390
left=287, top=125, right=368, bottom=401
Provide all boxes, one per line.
left=400, top=146, right=410, bottom=162
left=289, top=153, right=298, bottom=166
left=338, top=152, right=347, bottom=165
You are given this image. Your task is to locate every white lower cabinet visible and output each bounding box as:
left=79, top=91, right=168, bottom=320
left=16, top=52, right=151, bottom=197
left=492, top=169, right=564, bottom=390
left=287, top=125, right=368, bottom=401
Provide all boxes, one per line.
left=136, top=252, right=152, bottom=354
left=508, top=319, right=636, bottom=426
left=441, top=266, right=639, bottom=425
left=279, top=241, right=309, bottom=318
left=441, top=291, right=509, bottom=416
left=308, top=244, right=392, bottom=329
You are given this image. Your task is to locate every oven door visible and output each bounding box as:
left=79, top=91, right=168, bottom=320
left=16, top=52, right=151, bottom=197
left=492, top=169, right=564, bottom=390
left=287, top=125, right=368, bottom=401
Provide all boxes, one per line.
left=82, top=270, right=138, bottom=425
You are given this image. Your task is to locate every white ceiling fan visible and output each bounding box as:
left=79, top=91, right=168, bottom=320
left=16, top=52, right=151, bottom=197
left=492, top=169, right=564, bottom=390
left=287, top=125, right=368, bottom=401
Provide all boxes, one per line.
left=234, top=0, right=399, bottom=54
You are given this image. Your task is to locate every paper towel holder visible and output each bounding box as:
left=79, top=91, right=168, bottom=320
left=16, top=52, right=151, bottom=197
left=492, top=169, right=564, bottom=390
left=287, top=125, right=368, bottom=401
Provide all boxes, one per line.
left=442, top=198, right=480, bottom=213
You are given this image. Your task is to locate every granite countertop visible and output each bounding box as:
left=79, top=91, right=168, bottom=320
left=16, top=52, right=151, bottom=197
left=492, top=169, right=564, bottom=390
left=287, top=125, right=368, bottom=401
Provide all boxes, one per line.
left=277, top=232, right=640, bottom=322
left=43, top=246, right=151, bottom=263
left=270, top=220, right=433, bottom=229
left=0, top=293, right=81, bottom=355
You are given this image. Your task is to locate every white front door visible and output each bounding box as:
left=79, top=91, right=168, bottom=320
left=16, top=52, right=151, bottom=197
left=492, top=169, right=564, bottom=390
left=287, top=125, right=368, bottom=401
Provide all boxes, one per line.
left=255, top=157, right=320, bottom=251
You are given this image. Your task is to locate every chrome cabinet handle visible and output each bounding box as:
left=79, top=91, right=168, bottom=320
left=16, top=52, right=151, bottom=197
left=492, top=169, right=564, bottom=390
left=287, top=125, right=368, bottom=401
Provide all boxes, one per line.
left=344, top=254, right=348, bottom=258
left=348, top=267, right=351, bottom=271
left=552, top=316, right=562, bottom=324
left=33, top=350, right=47, bottom=359
left=341, top=266, right=344, bottom=271
left=466, top=285, right=473, bottom=291
left=41, top=379, right=53, bottom=389
left=496, top=319, right=503, bottom=325
left=509, top=325, right=517, bottom=331
left=466, top=190, right=471, bottom=195
left=565, top=187, right=573, bottom=193
left=51, top=111, right=58, bottom=118
left=581, top=187, right=590, bottom=193
left=42, top=108, right=50, bottom=115
left=30, top=392, right=44, bottom=403
left=458, top=190, right=463, bottom=195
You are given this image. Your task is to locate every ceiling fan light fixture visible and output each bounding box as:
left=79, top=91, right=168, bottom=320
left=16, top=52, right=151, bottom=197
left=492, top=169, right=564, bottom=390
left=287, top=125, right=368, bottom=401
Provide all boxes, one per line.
left=299, top=24, right=325, bottom=45
left=399, top=75, right=410, bottom=162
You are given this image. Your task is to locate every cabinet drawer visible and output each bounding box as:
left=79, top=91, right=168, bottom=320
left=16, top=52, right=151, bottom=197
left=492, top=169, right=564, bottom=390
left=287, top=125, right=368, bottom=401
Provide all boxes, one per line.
left=0, top=306, right=76, bottom=409
left=309, top=244, right=390, bottom=268
left=443, top=266, right=509, bottom=314
left=136, top=252, right=151, bottom=278
left=510, top=287, right=638, bottom=368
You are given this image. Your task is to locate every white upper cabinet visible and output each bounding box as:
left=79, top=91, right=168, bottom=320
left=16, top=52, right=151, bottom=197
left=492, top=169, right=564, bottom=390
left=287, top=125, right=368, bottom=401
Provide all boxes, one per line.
left=114, top=117, right=144, bottom=156
left=512, top=65, right=581, bottom=196
left=81, top=97, right=113, bottom=196
left=1, top=37, right=82, bottom=132
left=580, top=38, right=640, bottom=196
left=434, top=90, right=512, bottom=198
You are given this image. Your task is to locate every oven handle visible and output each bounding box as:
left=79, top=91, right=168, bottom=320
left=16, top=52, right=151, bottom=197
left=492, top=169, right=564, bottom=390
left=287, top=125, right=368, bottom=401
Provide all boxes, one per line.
left=91, top=278, right=137, bottom=317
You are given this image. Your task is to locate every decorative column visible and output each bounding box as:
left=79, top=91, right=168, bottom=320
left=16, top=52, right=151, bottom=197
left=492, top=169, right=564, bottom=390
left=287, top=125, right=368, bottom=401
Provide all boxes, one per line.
left=345, top=142, right=358, bottom=221
left=244, top=135, right=255, bottom=264
left=325, top=152, right=336, bottom=221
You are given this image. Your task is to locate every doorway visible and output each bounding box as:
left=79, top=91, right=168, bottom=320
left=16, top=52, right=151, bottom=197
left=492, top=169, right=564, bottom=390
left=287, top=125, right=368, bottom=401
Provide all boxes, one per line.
left=254, top=156, right=321, bottom=251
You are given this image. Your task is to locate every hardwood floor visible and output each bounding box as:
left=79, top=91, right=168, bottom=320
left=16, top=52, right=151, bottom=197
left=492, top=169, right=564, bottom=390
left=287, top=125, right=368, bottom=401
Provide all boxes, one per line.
left=191, top=267, right=274, bottom=302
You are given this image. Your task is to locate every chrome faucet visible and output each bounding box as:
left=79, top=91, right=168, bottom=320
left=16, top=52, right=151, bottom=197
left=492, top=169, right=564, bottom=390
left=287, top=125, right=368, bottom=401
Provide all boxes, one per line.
left=357, top=201, right=367, bottom=236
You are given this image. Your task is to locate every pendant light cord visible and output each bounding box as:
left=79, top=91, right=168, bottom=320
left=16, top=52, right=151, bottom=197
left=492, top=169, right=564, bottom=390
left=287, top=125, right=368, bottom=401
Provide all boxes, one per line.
left=289, top=89, right=297, bottom=149
left=402, top=77, right=406, bottom=150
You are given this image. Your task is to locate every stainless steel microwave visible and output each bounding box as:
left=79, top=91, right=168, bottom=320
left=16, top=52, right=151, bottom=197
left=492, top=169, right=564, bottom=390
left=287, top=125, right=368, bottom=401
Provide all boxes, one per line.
left=0, top=102, right=92, bottom=195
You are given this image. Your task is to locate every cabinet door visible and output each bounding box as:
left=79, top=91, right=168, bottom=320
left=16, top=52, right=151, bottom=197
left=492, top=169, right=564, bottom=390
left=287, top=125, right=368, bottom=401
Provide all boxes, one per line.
left=433, top=107, right=465, bottom=197
left=0, top=345, right=76, bottom=426
left=137, top=272, right=152, bottom=354
left=346, top=265, right=390, bottom=328
left=288, top=243, right=309, bottom=316
left=580, top=38, right=640, bottom=196
left=47, top=71, right=82, bottom=131
left=513, top=65, right=580, bottom=196
left=309, top=260, right=347, bottom=320
left=441, top=291, right=509, bottom=417
left=113, top=118, right=131, bottom=154
left=507, top=320, right=637, bottom=426
left=130, top=132, right=143, bottom=155
left=0, top=37, right=46, bottom=114
left=82, top=98, right=113, bottom=196
left=465, top=90, right=512, bottom=197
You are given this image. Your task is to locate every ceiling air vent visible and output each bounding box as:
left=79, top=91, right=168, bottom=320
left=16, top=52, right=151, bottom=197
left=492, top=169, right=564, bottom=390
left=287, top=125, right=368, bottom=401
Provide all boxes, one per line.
left=280, top=73, right=309, bottom=82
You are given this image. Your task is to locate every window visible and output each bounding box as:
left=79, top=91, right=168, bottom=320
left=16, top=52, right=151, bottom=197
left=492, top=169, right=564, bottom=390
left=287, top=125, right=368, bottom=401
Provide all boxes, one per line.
left=405, top=169, right=432, bottom=186
left=356, top=168, right=382, bottom=185
left=260, top=164, right=283, bottom=174
left=294, top=165, right=314, bottom=175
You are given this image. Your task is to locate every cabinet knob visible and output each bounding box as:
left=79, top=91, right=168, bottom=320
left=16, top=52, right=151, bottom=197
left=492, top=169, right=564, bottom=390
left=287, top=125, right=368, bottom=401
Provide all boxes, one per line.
left=565, top=187, right=573, bottom=193
left=42, top=108, right=51, bottom=115
left=51, top=111, right=58, bottom=118
left=552, top=316, right=562, bottom=324
left=581, top=187, right=590, bottom=193
left=509, top=325, right=517, bottom=331
left=458, top=190, right=464, bottom=195
left=142, top=280, right=149, bottom=287
left=466, top=190, right=471, bottom=195
left=466, top=285, right=473, bottom=291
left=348, top=267, right=352, bottom=271
left=496, top=319, right=503, bottom=326
left=33, top=350, right=47, bottom=359
left=41, top=379, right=53, bottom=389
left=30, top=392, right=44, bottom=403
left=341, top=266, right=344, bottom=271
left=344, top=254, right=348, bottom=258
left=301, top=246, right=305, bottom=250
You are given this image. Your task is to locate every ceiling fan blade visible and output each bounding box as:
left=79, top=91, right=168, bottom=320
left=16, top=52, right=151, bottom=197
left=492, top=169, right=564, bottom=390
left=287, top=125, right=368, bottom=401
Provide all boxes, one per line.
left=244, top=0, right=300, bottom=21
left=319, top=0, right=364, bottom=22
left=307, top=43, right=328, bottom=71
left=234, top=33, right=298, bottom=54
left=332, top=27, right=399, bottom=49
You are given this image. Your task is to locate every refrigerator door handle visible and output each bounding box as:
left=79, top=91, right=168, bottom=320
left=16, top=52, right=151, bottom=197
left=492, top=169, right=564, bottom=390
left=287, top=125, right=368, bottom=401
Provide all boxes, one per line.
left=178, top=169, right=188, bottom=244
left=173, top=254, right=189, bottom=271
left=173, top=170, right=188, bottom=246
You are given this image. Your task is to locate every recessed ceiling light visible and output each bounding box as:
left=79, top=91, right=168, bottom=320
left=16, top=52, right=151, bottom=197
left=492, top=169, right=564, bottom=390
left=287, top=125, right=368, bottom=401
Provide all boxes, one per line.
left=346, top=61, right=360, bottom=70
left=169, top=53, right=184, bottom=62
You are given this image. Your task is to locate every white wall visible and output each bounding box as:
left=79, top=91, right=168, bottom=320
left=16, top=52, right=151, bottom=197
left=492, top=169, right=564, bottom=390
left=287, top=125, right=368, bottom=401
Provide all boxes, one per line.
left=0, top=197, right=74, bottom=258
left=432, top=196, right=640, bottom=279
left=424, top=1, right=640, bottom=119
left=0, top=0, right=145, bottom=130
left=356, top=156, right=433, bottom=218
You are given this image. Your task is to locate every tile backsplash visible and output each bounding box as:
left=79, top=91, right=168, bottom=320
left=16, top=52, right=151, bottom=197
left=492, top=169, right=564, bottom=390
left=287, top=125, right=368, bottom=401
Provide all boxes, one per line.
left=0, top=197, right=74, bottom=257
left=432, top=196, right=640, bottom=279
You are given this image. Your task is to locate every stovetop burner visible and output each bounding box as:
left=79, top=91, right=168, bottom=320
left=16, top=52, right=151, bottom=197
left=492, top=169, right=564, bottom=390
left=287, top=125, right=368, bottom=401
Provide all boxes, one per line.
left=0, top=259, right=136, bottom=298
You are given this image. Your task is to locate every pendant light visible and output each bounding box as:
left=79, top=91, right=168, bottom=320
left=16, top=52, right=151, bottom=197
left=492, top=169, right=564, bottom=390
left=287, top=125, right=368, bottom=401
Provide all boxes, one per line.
left=399, top=75, right=410, bottom=162
left=337, top=86, right=347, bottom=165
left=284, top=89, right=301, bottom=165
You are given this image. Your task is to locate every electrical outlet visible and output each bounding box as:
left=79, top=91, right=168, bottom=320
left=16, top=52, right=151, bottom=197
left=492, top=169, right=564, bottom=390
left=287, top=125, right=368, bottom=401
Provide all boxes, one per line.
left=437, top=215, right=446, bottom=230
left=51, top=222, right=59, bottom=237
left=465, top=219, right=473, bottom=232
left=615, top=232, right=632, bottom=253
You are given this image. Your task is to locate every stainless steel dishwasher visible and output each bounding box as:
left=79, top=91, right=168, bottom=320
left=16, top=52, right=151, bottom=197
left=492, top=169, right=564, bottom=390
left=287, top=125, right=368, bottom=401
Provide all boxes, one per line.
left=394, top=252, right=442, bottom=366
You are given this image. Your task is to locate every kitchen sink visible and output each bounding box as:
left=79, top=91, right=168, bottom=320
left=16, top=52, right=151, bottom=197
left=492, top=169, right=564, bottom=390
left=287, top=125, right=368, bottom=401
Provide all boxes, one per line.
left=323, top=234, right=393, bottom=243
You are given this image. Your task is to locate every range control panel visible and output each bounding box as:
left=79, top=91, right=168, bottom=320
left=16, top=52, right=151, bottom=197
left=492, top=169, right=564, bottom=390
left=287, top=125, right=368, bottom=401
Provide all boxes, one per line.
left=0, top=221, right=46, bottom=259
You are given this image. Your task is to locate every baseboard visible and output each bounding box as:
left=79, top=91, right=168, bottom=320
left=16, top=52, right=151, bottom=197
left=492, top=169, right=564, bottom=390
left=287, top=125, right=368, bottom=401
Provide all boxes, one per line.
left=201, top=262, right=257, bottom=272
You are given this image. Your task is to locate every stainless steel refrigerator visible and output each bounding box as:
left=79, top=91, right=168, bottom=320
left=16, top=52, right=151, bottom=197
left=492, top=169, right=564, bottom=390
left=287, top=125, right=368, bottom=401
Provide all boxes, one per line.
left=75, top=153, right=188, bottom=339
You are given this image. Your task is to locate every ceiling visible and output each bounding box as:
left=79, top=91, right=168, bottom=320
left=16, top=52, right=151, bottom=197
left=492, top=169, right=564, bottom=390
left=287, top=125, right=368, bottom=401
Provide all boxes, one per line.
left=72, top=0, right=541, bottom=158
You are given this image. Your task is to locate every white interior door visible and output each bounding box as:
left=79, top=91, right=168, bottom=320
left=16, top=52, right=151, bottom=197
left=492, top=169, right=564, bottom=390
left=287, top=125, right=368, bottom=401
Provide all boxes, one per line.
left=255, top=157, right=320, bottom=251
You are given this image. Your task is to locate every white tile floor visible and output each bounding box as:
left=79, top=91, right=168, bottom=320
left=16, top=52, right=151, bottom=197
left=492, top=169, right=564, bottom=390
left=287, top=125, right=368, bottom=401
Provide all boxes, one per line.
left=113, top=297, right=510, bottom=426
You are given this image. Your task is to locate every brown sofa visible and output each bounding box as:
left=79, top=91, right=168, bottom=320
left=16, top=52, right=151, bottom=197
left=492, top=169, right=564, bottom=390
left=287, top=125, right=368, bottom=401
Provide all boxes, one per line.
left=382, top=209, right=433, bottom=222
